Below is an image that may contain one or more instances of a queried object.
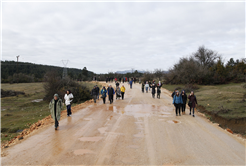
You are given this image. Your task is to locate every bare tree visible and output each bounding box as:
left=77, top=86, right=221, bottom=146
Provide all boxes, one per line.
left=193, top=46, right=220, bottom=68
left=154, top=69, right=164, bottom=80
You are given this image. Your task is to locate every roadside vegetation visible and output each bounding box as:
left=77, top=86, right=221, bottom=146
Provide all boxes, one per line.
left=1, top=80, right=101, bottom=144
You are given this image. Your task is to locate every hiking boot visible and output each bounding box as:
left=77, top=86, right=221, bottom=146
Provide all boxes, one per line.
left=179, top=114, right=181, bottom=116
left=189, top=113, right=191, bottom=115
left=176, top=114, right=178, bottom=116
left=55, top=127, right=57, bottom=130
left=193, top=115, right=195, bottom=117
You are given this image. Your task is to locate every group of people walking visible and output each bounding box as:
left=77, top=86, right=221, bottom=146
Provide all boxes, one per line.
left=172, top=89, right=198, bottom=117
left=49, top=82, right=198, bottom=131
left=141, top=80, right=162, bottom=99
left=92, top=82, right=126, bottom=104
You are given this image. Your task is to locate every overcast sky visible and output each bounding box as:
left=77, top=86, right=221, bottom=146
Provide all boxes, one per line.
left=1, top=1, right=245, bottom=73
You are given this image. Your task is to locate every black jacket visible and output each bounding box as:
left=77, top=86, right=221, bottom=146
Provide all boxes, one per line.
left=91, top=88, right=97, bottom=95
left=181, top=93, right=187, bottom=104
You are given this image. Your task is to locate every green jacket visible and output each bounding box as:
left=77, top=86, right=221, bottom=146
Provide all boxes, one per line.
left=49, top=98, right=63, bottom=121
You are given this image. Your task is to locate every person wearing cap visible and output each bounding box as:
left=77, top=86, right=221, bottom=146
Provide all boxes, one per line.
left=64, top=90, right=74, bottom=117
left=49, top=94, right=63, bottom=130
left=101, top=86, right=107, bottom=104
left=173, top=90, right=183, bottom=116
left=120, top=85, right=126, bottom=100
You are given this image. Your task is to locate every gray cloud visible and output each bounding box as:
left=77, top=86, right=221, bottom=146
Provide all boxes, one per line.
left=2, top=1, right=245, bottom=73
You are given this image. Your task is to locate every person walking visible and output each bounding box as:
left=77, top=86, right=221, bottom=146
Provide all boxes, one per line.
left=123, top=77, right=125, bottom=83
left=49, top=94, right=63, bottom=130
left=157, top=84, right=161, bottom=99
left=129, top=79, right=133, bottom=89
left=151, top=84, right=156, bottom=98
left=171, top=89, right=177, bottom=98
left=173, top=91, right=183, bottom=116
left=91, top=86, right=97, bottom=103
left=116, top=86, right=121, bottom=99
left=181, top=90, right=187, bottom=114
left=101, top=86, right=107, bottom=104
left=120, top=85, right=125, bottom=100
left=116, top=81, right=120, bottom=88
left=141, top=82, right=145, bottom=93
left=108, top=85, right=115, bottom=104
left=64, top=90, right=74, bottom=117
left=145, top=81, right=149, bottom=93
left=188, top=91, right=197, bottom=117
left=95, top=85, right=100, bottom=100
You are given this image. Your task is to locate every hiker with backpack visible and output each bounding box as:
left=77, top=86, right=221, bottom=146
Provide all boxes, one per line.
left=181, top=90, right=187, bottom=114
left=188, top=91, right=198, bottom=117
left=49, top=94, right=63, bottom=130
left=173, top=91, right=183, bottom=116
left=101, top=86, right=107, bottom=104
left=64, top=90, right=74, bottom=117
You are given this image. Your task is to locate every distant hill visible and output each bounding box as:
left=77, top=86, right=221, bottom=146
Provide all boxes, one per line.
left=115, top=70, right=145, bottom=74
left=1, top=61, right=95, bottom=82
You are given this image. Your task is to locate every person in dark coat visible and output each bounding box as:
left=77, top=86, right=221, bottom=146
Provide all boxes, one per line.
left=95, top=85, right=100, bottom=100
left=181, top=90, right=187, bottom=114
left=171, top=89, right=177, bottom=98
left=91, top=86, right=97, bottom=103
left=116, top=81, right=120, bottom=87
left=156, top=84, right=161, bottom=99
left=150, top=84, right=156, bottom=98
left=141, top=82, right=145, bottom=93
left=107, top=85, right=115, bottom=104
left=188, top=91, right=198, bottom=117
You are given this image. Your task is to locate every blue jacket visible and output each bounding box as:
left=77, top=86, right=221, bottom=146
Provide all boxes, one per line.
left=173, top=94, right=183, bottom=104
left=129, top=80, right=133, bottom=85
left=101, top=89, right=107, bottom=97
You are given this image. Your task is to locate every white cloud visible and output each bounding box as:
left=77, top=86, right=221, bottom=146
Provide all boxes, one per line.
left=2, top=1, right=245, bottom=73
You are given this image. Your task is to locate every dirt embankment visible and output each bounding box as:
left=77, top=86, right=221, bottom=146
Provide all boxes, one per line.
left=197, top=105, right=246, bottom=135
left=1, top=99, right=95, bottom=150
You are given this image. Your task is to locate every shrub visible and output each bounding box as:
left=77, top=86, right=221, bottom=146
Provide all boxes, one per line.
left=43, top=71, right=92, bottom=102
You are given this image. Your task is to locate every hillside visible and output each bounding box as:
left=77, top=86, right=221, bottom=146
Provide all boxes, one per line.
left=1, top=61, right=95, bottom=82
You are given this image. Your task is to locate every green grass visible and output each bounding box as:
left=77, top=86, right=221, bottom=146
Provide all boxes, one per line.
left=1, top=82, right=99, bottom=144
left=162, top=83, right=246, bottom=119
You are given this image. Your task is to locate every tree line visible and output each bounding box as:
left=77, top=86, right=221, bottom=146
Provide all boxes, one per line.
left=1, top=61, right=95, bottom=83
left=163, top=46, right=246, bottom=85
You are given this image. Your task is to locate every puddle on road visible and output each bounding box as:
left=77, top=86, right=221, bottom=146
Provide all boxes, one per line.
left=73, top=149, right=95, bottom=155
left=78, top=137, right=103, bottom=142
left=167, top=120, right=181, bottom=124
left=121, top=104, right=173, bottom=118
left=98, top=127, right=108, bottom=134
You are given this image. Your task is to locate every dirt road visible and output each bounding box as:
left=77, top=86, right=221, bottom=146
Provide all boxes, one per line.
left=1, top=82, right=245, bottom=165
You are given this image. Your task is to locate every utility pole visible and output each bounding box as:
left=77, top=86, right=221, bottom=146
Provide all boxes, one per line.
left=16, top=55, right=20, bottom=73
left=62, top=60, right=69, bottom=79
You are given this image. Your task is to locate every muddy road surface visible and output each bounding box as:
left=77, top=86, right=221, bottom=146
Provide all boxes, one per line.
left=1, top=82, right=245, bottom=165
